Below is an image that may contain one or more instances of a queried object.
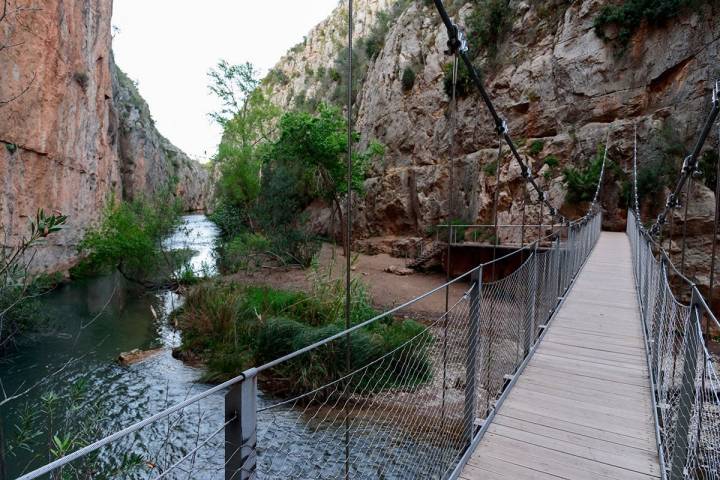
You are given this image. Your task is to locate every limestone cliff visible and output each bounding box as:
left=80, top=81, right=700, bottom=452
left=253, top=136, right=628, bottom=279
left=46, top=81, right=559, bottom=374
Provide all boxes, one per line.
left=266, top=0, right=720, bottom=299
left=0, top=0, right=211, bottom=273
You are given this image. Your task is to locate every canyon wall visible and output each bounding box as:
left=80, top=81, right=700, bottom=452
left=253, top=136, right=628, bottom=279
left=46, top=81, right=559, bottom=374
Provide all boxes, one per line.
left=266, top=0, right=720, bottom=297
left=0, top=0, right=211, bottom=273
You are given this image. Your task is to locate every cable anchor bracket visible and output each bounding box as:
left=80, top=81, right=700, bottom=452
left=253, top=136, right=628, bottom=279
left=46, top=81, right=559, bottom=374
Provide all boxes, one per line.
left=444, top=23, right=468, bottom=56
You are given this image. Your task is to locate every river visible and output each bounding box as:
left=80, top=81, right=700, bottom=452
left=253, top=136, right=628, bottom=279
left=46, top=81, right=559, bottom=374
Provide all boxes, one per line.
left=0, top=214, right=239, bottom=478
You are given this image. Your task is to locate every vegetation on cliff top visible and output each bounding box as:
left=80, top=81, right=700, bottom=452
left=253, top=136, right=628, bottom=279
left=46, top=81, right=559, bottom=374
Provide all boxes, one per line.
left=594, top=0, right=715, bottom=47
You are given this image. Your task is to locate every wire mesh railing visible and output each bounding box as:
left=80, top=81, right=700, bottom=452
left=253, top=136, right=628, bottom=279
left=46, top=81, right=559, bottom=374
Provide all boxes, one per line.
left=16, top=213, right=600, bottom=480
left=628, top=209, right=720, bottom=480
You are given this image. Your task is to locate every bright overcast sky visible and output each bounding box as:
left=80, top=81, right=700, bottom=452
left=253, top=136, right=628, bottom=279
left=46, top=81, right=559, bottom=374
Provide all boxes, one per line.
left=112, top=1, right=339, bottom=162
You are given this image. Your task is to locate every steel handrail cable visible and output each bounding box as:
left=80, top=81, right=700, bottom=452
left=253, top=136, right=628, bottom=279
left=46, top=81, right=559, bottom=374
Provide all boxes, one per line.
left=587, top=128, right=612, bottom=216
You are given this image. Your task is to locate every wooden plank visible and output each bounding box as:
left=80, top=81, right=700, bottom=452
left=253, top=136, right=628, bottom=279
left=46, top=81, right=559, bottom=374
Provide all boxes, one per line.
left=539, top=340, right=647, bottom=363
left=470, top=434, right=658, bottom=479
left=461, top=455, right=566, bottom=480
left=505, top=390, right=655, bottom=427
left=533, top=351, right=649, bottom=375
left=487, top=423, right=661, bottom=476
left=492, top=414, right=657, bottom=455
left=497, top=406, right=656, bottom=450
left=513, top=379, right=652, bottom=412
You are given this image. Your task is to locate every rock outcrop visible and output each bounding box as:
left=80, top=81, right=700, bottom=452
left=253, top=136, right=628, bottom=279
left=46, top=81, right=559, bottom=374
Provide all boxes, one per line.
left=265, top=0, right=720, bottom=299
left=0, top=0, right=212, bottom=273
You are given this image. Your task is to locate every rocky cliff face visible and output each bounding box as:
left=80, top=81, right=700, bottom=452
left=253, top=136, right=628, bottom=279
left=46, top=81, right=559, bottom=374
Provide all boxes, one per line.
left=266, top=0, right=720, bottom=298
left=0, top=0, right=211, bottom=273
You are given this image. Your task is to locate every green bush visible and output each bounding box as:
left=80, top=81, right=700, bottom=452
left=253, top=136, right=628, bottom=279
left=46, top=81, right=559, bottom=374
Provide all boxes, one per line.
left=208, top=200, right=247, bottom=238
left=442, top=60, right=478, bottom=98
left=75, top=190, right=182, bottom=280
left=214, top=233, right=271, bottom=273
left=529, top=140, right=544, bottom=156
left=484, top=159, right=499, bottom=176
left=465, top=0, right=514, bottom=60
left=632, top=120, right=686, bottom=212
left=177, top=279, right=430, bottom=393
left=594, top=0, right=711, bottom=46
left=543, top=155, right=559, bottom=168
left=401, top=66, right=416, bottom=92
left=563, top=145, right=606, bottom=204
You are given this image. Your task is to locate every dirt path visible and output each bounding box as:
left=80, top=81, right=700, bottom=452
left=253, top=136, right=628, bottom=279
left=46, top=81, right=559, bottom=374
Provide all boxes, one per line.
left=227, top=244, right=470, bottom=319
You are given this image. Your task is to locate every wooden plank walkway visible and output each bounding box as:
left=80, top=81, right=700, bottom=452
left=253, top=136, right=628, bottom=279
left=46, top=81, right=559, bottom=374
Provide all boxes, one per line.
left=460, top=232, right=661, bottom=480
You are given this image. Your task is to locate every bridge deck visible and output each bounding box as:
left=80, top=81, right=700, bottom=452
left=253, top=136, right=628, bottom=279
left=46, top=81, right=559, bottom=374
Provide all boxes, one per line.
left=460, top=232, right=661, bottom=480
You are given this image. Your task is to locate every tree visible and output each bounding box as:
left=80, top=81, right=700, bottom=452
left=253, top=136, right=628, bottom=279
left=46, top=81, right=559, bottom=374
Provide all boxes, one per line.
left=208, top=61, right=279, bottom=231
left=269, top=104, right=383, bottom=255
left=208, top=60, right=278, bottom=149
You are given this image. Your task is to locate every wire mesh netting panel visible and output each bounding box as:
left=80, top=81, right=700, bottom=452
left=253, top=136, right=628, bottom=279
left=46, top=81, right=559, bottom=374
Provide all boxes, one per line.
left=255, top=285, right=477, bottom=479
left=628, top=210, right=720, bottom=480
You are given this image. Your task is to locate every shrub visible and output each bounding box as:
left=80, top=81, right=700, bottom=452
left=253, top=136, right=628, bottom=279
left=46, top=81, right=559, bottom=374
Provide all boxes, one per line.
left=401, top=66, right=416, bottom=92
left=75, top=189, right=181, bottom=281
left=633, top=121, right=686, bottom=212
left=442, top=60, right=478, bottom=98
left=177, top=279, right=430, bottom=393
left=529, top=140, right=544, bottom=156
left=484, top=159, right=499, bottom=176
left=594, top=0, right=711, bottom=47
left=218, top=233, right=271, bottom=273
left=208, top=200, right=247, bottom=238
left=563, top=146, right=605, bottom=204
left=543, top=155, right=559, bottom=168
left=465, top=0, right=514, bottom=60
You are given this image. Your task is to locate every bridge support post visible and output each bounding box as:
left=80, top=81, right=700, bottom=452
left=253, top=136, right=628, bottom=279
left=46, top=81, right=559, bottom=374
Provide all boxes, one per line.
left=554, top=235, right=562, bottom=301
left=225, top=370, right=258, bottom=480
left=465, top=267, right=482, bottom=445
left=669, top=288, right=701, bottom=480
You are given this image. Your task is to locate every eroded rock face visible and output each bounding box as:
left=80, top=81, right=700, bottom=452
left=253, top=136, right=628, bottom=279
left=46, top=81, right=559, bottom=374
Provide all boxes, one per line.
left=267, top=0, right=720, bottom=293
left=0, top=0, right=211, bottom=273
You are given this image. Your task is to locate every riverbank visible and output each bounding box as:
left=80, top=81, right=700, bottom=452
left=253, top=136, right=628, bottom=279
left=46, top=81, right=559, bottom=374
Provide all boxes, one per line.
left=226, top=243, right=468, bottom=320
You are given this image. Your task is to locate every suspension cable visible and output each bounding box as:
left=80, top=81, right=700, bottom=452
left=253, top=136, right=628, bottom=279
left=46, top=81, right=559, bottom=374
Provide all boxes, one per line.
left=431, top=0, right=568, bottom=226
left=491, top=136, right=503, bottom=278
left=633, top=123, right=641, bottom=216
left=587, top=129, right=611, bottom=217
left=680, top=176, right=693, bottom=275
left=649, top=81, right=720, bottom=236
left=344, top=1, right=353, bottom=477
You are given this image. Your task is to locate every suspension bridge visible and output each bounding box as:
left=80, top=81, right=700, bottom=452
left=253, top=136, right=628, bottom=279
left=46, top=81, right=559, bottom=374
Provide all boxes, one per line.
left=14, top=0, right=720, bottom=479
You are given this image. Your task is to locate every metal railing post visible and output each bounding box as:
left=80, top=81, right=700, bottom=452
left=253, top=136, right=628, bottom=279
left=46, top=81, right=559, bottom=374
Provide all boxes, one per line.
left=465, top=266, right=482, bottom=445
left=226, top=371, right=258, bottom=480
left=669, top=287, right=701, bottom=480
left=555, top=234, right=562, bottom=301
